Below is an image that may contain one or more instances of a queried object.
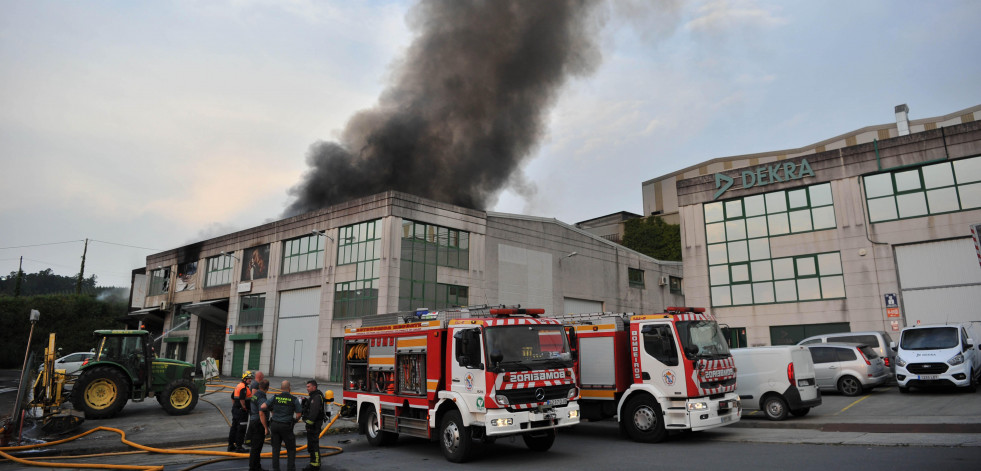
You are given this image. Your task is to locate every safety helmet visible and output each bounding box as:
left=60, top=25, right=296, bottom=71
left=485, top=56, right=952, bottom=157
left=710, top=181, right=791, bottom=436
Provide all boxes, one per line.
left=242, top=370, right=254, bottom=380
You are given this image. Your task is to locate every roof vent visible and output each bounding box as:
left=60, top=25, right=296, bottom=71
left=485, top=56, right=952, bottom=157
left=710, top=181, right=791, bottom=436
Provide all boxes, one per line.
left=895, top=104, right=911, bottom=136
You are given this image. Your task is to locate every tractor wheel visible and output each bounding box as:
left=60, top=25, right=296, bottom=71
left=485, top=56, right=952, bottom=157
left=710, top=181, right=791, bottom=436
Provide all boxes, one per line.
left=72, top=367, right=130, bottom=419
left=160, top=379, right=199, bottom=415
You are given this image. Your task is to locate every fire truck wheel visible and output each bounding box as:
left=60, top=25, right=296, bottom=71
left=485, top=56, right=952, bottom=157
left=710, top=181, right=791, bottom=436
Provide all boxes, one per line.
left=361, top=407, right=397, bottom=446
left=522, top=429, right=555, bottom=452
left=622, top=395, right=667, bottom=443
left=762, top=395, right=788, bottom=421
left=439, top=410, right=474, bottom=463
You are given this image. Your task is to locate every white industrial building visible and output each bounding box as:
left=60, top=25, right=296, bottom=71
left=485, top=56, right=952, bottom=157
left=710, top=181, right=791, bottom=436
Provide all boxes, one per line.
left=641, top=104, right=981, bottom=347
left=129, top=192, right=683, bottom=380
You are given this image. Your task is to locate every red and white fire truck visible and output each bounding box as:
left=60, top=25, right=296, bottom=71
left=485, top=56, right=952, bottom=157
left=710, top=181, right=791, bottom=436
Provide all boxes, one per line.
left=341, top=307, right=580, bottom=463
left=553, top=307, right=739, bottom=442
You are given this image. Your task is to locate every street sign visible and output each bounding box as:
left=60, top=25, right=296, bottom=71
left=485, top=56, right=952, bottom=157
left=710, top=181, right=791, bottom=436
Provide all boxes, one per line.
left=887, top=307, right=900, bottom=318
left=884, top=293, right=898, bottom=308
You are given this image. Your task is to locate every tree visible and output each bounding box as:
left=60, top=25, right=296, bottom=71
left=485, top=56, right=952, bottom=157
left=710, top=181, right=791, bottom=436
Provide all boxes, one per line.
left=622, top=216, right=682, bottom=261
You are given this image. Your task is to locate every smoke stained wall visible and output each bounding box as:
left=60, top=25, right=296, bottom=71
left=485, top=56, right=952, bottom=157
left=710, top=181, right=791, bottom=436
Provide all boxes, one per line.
left=285, top=0, right=605, bottom=216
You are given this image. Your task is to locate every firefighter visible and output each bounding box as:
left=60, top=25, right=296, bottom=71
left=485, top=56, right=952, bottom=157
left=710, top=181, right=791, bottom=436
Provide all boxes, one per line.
left=261, top=380, right=302, bottom=471
left=247, top=379, right=271, bottom=471
left=228, top=371, right=253, bottom=453
left=300, top=380, right=329, bottom=471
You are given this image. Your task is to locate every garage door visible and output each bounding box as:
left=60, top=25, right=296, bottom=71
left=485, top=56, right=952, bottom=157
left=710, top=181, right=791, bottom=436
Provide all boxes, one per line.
left=563, top=298, right=603, bottom=315
left=275, top=288, right=321, bottom=378
left=896, top=238, right=981, bottom=326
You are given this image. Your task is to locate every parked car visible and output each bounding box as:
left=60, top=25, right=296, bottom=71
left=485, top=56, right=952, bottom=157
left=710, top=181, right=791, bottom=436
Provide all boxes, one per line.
left=798, top=331, right=897, bottom=373
left=806, top=343, right=889, bottom=396
left=731, top=346, right=821, bottom=421
left=895, top=323, right=981, bottom=393
left=55, top=351, right=95, bottom=375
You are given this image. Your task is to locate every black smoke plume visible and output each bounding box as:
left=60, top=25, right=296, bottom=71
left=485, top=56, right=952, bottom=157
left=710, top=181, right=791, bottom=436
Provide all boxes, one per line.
left=285, top=0, right=604, bottom=216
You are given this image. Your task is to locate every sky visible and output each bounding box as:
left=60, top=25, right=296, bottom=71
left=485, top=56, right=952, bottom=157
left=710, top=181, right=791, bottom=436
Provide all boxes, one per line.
left=2, top=0, right=980, bottom=289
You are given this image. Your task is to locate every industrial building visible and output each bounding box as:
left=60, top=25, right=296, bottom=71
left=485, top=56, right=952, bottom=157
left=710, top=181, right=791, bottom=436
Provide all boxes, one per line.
left=129, top=192, right=683, bottom=379
left=641, top=104, right=981, bottom=347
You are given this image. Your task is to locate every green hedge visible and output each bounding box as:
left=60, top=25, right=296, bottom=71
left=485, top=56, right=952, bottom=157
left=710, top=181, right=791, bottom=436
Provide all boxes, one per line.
left=0, top=295, right=126, bottom=369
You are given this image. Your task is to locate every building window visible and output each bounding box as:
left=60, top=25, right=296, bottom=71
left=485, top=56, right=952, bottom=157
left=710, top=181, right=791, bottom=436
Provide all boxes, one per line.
left=334, top=220, right=381, bottom=319
left=864, top=155, right=981, bottom=223
left=172, top=308, right=191, bottom=331
left=704, top=182, right=843, bottom=307
left=149, top=267, right=171, bottom=295
left=282, top=234, right=324, bottom=275
left=398, top=220, right=470, bottom=311
left=205, top=254, right=234, bottom=287
left=628, top=268, right=645, bottom=288
left=239, top=294, right=265, bottom=326
left=669, top=276, right=683, bottom=295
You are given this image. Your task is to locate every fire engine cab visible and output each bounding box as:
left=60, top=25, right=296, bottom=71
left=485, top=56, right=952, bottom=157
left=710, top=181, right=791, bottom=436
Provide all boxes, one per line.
left=554, top=307, right=740, bottom=442
left=341, top=306, right=580, bottom=463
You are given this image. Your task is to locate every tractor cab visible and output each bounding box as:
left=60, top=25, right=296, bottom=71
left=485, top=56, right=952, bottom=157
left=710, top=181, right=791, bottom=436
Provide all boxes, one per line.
left=91, top=330, right=152, bottom=386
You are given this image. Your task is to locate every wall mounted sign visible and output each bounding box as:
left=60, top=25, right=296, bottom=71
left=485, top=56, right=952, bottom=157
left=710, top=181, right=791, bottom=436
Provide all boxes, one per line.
left=713, top=158, right=816, bottom=200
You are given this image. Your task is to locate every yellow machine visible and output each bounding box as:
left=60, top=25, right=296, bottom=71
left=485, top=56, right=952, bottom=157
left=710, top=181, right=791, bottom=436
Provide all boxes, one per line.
left=29, top=333, right=85, bottom=434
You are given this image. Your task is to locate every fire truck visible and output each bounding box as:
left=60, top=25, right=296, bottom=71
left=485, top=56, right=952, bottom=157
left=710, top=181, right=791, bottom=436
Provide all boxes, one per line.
left=553, top=307, right=739, bottom=442
left=341, top=306, right=580, bottom=463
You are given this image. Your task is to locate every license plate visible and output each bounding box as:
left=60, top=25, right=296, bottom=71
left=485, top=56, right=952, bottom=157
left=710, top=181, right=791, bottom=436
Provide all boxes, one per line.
left=547, top=398, right=568, bottom=406
left=720, top=415, right=733, bottom=423
left=918, top=374, right=940, bottom=380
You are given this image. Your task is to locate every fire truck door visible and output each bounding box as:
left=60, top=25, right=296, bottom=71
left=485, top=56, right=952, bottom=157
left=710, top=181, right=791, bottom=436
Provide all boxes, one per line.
left=637, top=323, right=687, bottom=397
left=450, top=327, right=487, bottom=413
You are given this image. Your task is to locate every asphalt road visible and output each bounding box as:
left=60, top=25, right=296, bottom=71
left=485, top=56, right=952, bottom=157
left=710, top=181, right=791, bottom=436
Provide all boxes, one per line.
left=2, top=369, right=980, bottom=470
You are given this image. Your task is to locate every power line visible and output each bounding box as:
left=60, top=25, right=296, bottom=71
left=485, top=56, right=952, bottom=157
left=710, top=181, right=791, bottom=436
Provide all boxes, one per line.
left=0, top=240, right=85, bottom=250
left=90, top=239, right=161, bottom=251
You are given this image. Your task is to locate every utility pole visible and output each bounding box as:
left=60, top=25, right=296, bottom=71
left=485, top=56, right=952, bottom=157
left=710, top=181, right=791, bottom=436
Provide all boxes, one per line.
left=76, top=238, right=88, bottom=295
left=14, top=256, right=24, bottom=297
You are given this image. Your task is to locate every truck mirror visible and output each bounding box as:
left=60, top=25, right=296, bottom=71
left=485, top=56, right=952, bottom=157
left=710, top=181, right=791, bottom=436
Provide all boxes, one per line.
left=490, top=349, right=504, bottom=364
left=686, top=345, right=699, bottom=356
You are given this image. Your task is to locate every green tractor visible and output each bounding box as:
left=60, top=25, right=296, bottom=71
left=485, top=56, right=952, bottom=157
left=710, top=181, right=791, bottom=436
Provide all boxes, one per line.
left=70, top=330, right=205, bottom=419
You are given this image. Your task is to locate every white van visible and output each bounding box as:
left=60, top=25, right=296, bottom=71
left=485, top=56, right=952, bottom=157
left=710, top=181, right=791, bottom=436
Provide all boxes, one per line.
left=895, top=323, right=981, bottom=392
left=731, top=346, right=822, bottom=421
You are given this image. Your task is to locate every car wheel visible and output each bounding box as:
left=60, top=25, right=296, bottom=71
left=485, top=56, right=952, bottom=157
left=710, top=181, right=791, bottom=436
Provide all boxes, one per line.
left=789, top=407, right=810, bottom=417
left=966, top=369, right=978, bottom=393
left=762, top=395, right=788, bottom=421
left=837, top=376, right=863, bottom=396
left=622, top=395, right=667, bottom=443
left=439, top=410, right=473, bottom=463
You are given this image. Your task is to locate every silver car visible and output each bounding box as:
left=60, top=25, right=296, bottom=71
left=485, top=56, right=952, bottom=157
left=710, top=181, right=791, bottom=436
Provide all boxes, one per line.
left=55, top=351, right=95, bottom=375
left=806, top=343, right=889, bottom=396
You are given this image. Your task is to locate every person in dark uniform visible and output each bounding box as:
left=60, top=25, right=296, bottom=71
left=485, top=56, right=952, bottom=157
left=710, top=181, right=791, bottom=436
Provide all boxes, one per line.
left=229, top=371, right=253, bottom=453
left=301, top=380, right=328, bottom=471
left=244, top=371, right=265, bottom=448
left=247, top=379, right=270, bottom=471
left=261, top=380, right=302, bottom=471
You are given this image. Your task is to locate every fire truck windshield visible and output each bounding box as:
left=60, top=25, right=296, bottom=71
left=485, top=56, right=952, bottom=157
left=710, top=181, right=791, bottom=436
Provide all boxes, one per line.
left=676, top=320, right=731, bottom=359
left=484, top=325, right=572, bottom=371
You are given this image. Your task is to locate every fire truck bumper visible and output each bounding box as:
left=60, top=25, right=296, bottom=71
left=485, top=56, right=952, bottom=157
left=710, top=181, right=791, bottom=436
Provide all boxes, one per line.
left=686, top=392, right=741, bottom=431
left=483, top=403, right=580, bottom=437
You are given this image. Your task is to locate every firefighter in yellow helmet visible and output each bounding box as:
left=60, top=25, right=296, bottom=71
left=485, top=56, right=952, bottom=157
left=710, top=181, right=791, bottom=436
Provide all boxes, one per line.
left=228, top=370, right=253, bottom=453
